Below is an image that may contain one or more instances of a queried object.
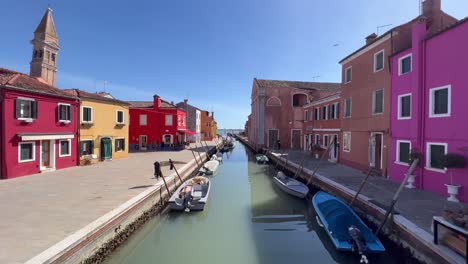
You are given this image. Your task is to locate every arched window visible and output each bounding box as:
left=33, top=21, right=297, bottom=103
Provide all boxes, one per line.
left=39, top=50, right=43, bottom=58
left=34, top=50, right=38, bottom=58
left=292, top=94, right=307, bottom=107
left=267, top=97, right=281, bottom=107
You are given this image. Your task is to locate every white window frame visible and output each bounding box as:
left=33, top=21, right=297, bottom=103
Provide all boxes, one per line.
left=17, top=97, right=36, bottom=120
left=395, top=140, right=411, bottom=166
left=373, top=49, right=385, bottom=72
left=116, top=110, right=124, bottom=124
left=397, top=93, right=412, bottom=120
left=398, top=53, right=412, bottom=76
left=59, top=139, right=71, bottom=157
left=115, top=137, right=125, bottom=152
left=58, top=103, right=72, bottom=122
left=344, top=98, right=352, bottom=118
left=81, top=106, right=93, bottom=123
left=372, top=89, right=384, bottom=115
left=343, top=132, right=351, bottom=152
left=425, top=142, right=448, bottom=173
left=165, top=114, right=173, bottom=126
left=304, top=110, right=308, bottom=122
left=315, top=108, right=320, bottom=121
left=333, top=102, right=339, bottom=119
left=18, top=142, right=36, bottom=163
left=315, top=134, right=320, bottom=145
left=323, top=134, right=329, bottom=148
left=324, top=105, right=329, bottom=120
left=139, top=114, right=147, bottom=126
left=345, top=66, right=352, bottom=84
left=429, top=85, right=451, bottom=118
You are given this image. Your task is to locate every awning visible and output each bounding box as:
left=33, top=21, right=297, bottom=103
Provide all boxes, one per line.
left=18, top=133, right=75, bottom=141
left=177, top=129, right=197, bottom=135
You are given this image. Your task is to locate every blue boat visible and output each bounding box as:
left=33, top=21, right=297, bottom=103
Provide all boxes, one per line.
left=312, top=191, right=385, bottom=254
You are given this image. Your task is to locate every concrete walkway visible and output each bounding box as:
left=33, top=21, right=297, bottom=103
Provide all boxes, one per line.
left=0, top=141, right=217, bottom=264
left=277, top=150, right=468, bottom=233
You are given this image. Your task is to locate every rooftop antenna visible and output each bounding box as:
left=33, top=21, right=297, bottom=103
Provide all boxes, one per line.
left=103, top=80, right=108, bottom=92
left=376, top=24, right=393, bottom=35
left=312, top=75, right=321, bottom=81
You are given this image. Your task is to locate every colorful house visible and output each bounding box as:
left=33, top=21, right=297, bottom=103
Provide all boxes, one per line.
left=128, top=95, right=189, bottom=151
left=338, top=0, right=456, bottom=176
left=201, top=110, right=215, bottom=141
left=176, top=99, right=201, bottom=143
left=303, top=91, right=341, bottom=162
left=247, top=79, right=340, bottom=151
left=389, top=18, right=468, bottom=202
left=63, top=89, right=130, bottom=165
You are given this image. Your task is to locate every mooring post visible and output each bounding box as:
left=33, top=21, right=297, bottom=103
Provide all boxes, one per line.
left=349, top=169, right=373, bottom=206
left=160, top=173, right=171, bottom=196
left=191, top=149, right=200, bottom=167
left=169, top=159, right=183, bottom=183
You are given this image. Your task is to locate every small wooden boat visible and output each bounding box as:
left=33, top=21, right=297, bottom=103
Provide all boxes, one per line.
left=198, top=160, right=220, bottom=175
left=273, top=171, right=309, bottom=198
left=255, top=154, right=269, bottom=164
left=211, top=154, right=223, bottom=163
left=312, top=191, right=385, bottom=255
left=169, top=176, right=210, bottom=211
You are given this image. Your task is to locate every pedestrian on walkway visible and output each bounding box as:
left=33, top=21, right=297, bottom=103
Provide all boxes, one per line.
left=154, top=161, right=162, bottom=179
left=276, top=139, right=281, bottom=150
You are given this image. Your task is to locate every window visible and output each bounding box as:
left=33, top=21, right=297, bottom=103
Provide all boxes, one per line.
left=343, top=132, right=351, bottom=152
left=139, top=114, right=147, bottom=126
left=15, top=98, right=37, bottom=119
left=374, top=50, right=384, bottom=72
left=58, top=103, right=71, bottom=122
left=80, top=140, right=94, bottom=156
left=304, top=110, right=308, bottom=121
left=330, top=104, right=336, bottom=119
left=82, top=107, right=93, bottom=123
left=372, top=90, right=384, bottom=114
left=333, top=103, right=340, bottom=119
left=315, top=134, right=320, bottom=145
left=315, top=108, right=320, bottom=120
left=426, top=143, right=447, bottom=171
left=165, top=115, right=173, bottom=126
left=34, top=50, right=38, bottom=58
left=398, top=94, right=411, bottom=119
left=323, top=135, right=329, bottom=148
left=396, top=140, right=411, bottom=164
left=116, top=110, right=124, bottom=124
left=39, top=50, right=43, bottom=58
left=430, top=85, right=451, bottom=117
left=177, top=115, right=182, bottom=126
left=344, top=98, right=351, bottom=118
left=292, top=94, right=307, bottom=107
left=115, top=138, right=125, bottom=152
left=51, top=53, right=56, bottom=62
left=345, top=67, right=352, bottom=83
left=322, top=106, right=327, bottom=120
left=46, top=51, right=50, bottom=61
left=19, top=142, right=35, bottom=162
left=59, top=140, right=71, bottom=157
left=399, top=54, right=412, bottom=75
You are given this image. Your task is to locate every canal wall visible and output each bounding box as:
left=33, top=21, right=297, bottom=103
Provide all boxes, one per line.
left=234, top=135, right=461, bottom=264
left=26, top=142, right=223, bottom=264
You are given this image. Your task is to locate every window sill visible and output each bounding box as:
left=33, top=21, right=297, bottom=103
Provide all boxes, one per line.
left=374, top=68, right=384, bottom=73
left=19, top=158, right=35, bottom=163
left=399, top=71, right=411, bottom=76
left=59, top=154, right=71, bottom=158
left=397, top=116, right=411, bottom=120
left=59, top=120, right=71, bottom=124
left=18, top=118, right=34, bottom=123
left=424, top=167, right=447, bottom=173
left=394, top=161, right=409, bottom=166
left=81, top=122, right=94, bottom=126
left=372, top=112, right=384, bottom=116
left=429, top=114, right=450, bottom=118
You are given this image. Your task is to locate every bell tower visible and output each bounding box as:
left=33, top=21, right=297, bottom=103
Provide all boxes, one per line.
left=30, top=7, right=60, bottom=86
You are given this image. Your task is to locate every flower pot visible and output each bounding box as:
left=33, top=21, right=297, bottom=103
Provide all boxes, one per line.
left=445, top=184, right=461, bottom=203
left=405, top=174, right=417, bottom=189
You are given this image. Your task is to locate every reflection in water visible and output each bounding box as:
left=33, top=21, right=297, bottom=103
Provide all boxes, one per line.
left=105, top=142, right=404, bottom=264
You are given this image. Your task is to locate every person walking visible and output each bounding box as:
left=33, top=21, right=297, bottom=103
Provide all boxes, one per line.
left=276, top=139, right=281, bottom=150
left=154, top=161, right=162, bottom=179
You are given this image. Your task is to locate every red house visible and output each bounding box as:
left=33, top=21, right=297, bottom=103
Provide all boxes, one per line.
left=0, top=68, right=79, bottom=179
left=128, top=95, right=190, bottom=151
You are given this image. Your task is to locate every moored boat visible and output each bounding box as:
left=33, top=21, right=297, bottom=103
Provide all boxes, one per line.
left=312, top=191, right=385, bottom=256
left=199, top=160, right=220, bottom=175
left=255, top=154, right=269, bottom=164
left=169, top=176, right=211, bottom=211
left=273, top=171, right=309, bottom=198
left=211, top=154, right=223, bottom=163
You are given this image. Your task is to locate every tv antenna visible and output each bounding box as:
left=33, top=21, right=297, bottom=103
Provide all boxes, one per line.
left=377, top=24, right=393, bottom=35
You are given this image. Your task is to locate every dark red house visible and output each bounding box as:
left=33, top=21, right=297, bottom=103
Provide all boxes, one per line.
left=0, top=68, right=79, bottom=179
left=128, top=95, right=190, bottom=151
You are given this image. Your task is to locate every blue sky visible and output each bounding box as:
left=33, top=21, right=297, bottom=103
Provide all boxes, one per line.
left=1, top=0, right=467, bottom=128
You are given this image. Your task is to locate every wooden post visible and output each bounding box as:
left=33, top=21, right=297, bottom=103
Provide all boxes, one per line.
left=305, top=139, right=334, bottom=186
left=293, top=144, right=311, bottom=178
left=349, top=169, right=373, bottom=206
left=191, top=149, right=200, bottom=167
left=160, top=172, right=171, bottom=196
left=169, top=159, right=183, bottom=183
left=202, top=141, right=210, bottom=157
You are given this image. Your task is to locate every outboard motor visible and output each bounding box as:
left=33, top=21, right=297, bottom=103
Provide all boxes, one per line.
left=348, top=225, right=369, bottom=263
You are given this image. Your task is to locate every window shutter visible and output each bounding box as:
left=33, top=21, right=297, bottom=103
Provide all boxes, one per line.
left=337, top=103, right=340, bottom=118
left=15, top=99, right=21, bottom=118
left=79, top=141, right=84, bottom=156
left=32, top=101, right=38, bottom=119
left=67, top=105, right=72, bottom=121
left=90, top=140, right=94, bottom=154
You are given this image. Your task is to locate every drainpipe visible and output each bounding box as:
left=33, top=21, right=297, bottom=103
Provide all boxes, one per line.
left=419, top=35, right=427, bottom=189
left=76, top=96, right=81, bottom=166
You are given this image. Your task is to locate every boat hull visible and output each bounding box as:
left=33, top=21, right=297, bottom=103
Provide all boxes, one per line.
left=169, top=177, right=211, bottom=211
left=273, top=175, right=308, bottom=198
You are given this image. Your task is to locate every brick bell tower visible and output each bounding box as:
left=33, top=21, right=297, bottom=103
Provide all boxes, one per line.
left=30, top=7, right=60, bottom=86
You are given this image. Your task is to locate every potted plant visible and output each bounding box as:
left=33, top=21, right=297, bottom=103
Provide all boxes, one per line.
left=441, top=153, right=466, bottom=202
left=405, top=148, right=422, bottom=189
left=310, top=144, right=322, bottom=159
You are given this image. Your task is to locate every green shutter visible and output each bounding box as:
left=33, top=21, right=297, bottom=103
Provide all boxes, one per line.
left=90, top=140, right=94, bottom=154
left=15, top=99, right=21, bottom=118
left=79, top=141, right=84, bottom=156
left=31, top=101, right=38, bottom=119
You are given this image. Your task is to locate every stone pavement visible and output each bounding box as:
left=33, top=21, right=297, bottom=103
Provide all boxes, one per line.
left=0, top=141, right=217, bottom=264
left=278, top=150, right=468, bottom=233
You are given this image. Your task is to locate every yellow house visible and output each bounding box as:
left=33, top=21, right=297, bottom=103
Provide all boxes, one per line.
left=65, top=89, right=130, bottom=165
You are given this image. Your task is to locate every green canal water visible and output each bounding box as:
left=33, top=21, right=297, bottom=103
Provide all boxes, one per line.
left=106, top=142, right=406, bottom=264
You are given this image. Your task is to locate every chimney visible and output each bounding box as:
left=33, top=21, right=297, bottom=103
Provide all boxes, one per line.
left=211, top=111, right=214, bottom=119
left=365, top=33, right=378, bottom=44
left=422, top=0, right=441, bottom=15
left=153, top=94, right=161, bottom=109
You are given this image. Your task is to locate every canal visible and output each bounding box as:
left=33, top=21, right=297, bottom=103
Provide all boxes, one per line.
left=106, top=141, right=406, bottom=264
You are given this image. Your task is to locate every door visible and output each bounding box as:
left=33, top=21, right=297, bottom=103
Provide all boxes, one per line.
left=292, top=130, right=301, bottom=149
left=41, top=141, right=50, bottom=167
left=329, top=134, right=338, bottom=162
left=369, top=133, right=382, bottom=169
left=139, top=135, right=147, bottom=150
left=304, top=135, right=309, bottom=151
left=268, top=129, right=279, bottom=149
left=101, top=138, right=112, bottom=160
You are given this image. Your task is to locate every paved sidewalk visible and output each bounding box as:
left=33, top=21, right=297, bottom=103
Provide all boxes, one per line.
left=277, top=150, right=468, bottom=233
left=0, top=141, right=217, bottom=264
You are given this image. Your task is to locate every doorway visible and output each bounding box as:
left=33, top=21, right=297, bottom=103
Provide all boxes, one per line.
left=101, top=138, right=112, bottom=160
left=329, top=134, right=338, bottom=162
left=139, top=135, right=147, bottom=150
left=40, top=140, right=54, bottom=170
left=369, top=133, right=383, bottom=169
left=268, top=129, right=279, bottom=149
left=291, top=129, right=301, bottom=149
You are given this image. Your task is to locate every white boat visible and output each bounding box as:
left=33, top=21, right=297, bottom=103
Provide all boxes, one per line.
left=199, top=160, right=220, bottom=175
left=169, top=176, right=211, bottom=211
left=211, top=154, right=223, bottom=163
left=273, top=171, right=309, bottom=198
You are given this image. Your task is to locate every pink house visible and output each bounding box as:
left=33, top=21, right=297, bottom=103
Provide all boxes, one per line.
left=389, top=18, right=468, bottom=202
left=0, top=68, right=79, bottom=179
